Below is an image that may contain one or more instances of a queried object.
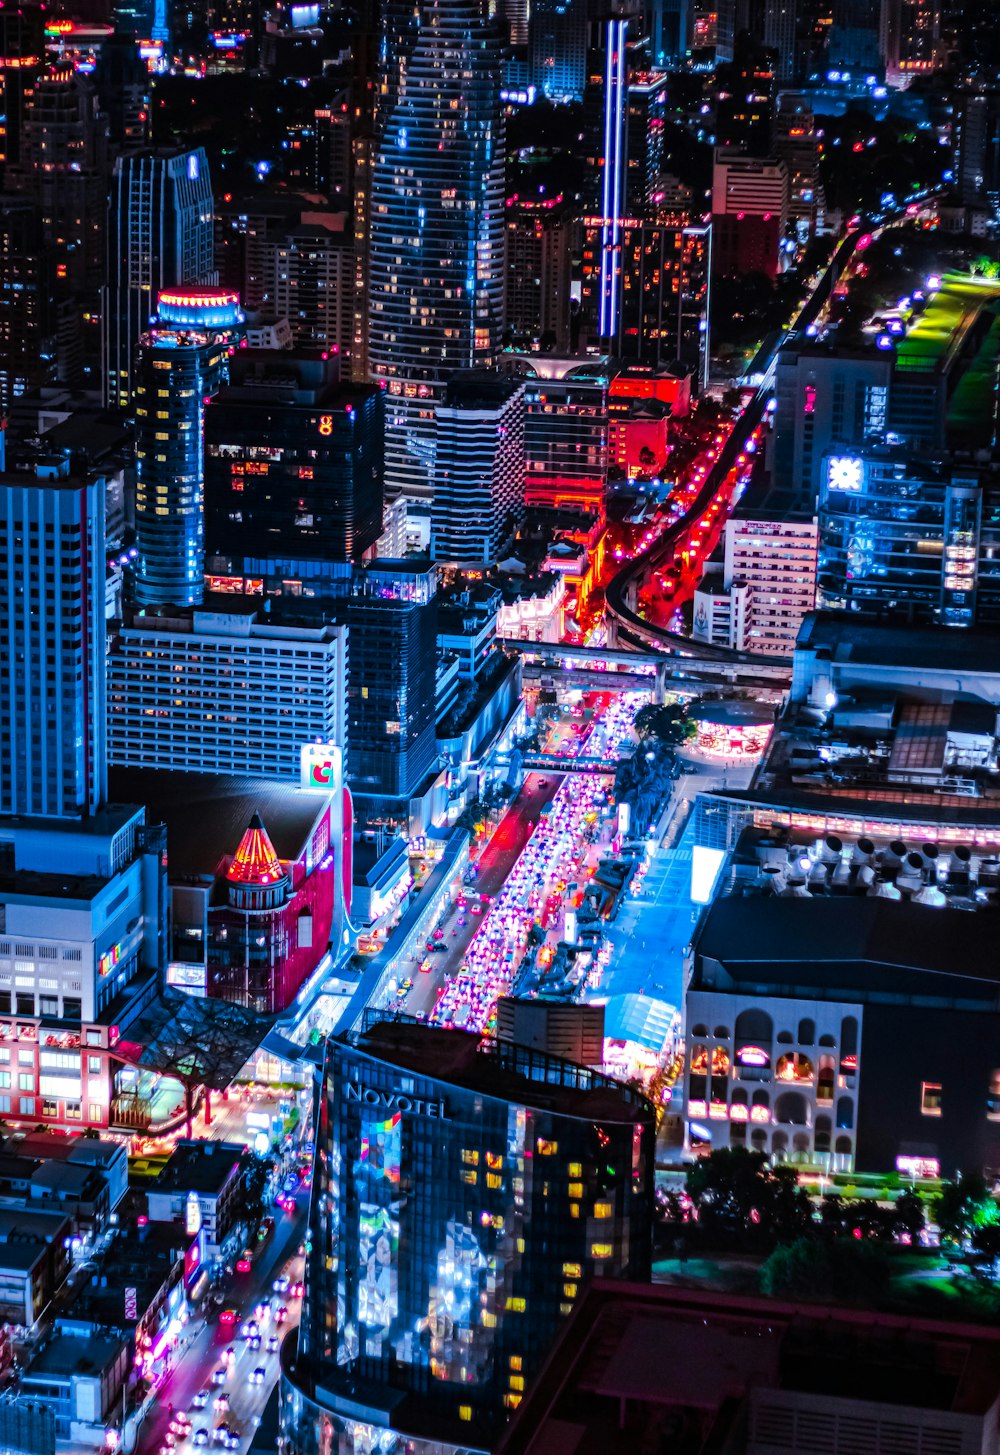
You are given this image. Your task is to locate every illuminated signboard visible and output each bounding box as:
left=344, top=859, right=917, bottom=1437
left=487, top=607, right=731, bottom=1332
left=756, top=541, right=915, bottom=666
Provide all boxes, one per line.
left=737, top=1046, right=770, bottom=1067
left=300, top=742, right=341, bottom=789
left=826, top=456, right=863, bottom=493
left=185, top=1190, right=202, bottom=1236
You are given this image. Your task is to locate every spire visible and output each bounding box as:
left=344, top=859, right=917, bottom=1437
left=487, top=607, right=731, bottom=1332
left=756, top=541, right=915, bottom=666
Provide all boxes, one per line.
left=227, top=813, right=285, bottom=886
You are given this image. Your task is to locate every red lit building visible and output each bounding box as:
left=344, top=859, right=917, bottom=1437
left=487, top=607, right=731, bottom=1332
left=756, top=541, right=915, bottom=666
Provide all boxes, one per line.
left=711, top=149, right=788, bottom=280
left=110, top=768, right=351, bottom=1015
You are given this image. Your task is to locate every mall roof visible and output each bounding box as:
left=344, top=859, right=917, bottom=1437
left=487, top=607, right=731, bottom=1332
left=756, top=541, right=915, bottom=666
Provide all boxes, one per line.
left=108, top=769, right=330, bottom=880
left=797, top=610, right=1000, bottom=676
left=692, top=895, right=1000, bottom=1001
left=347, top=1016, right=652, bottom=1123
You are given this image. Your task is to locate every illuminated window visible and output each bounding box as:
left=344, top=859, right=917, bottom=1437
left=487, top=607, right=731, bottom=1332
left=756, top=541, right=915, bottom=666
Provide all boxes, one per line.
left=509, top=1356, right=522, bottom=1371
left=516, top=1237, right=525, bottom=1253
left=594, top=1202, right=613, bottom=1219
left=507, top=1297, right=526, bottom=1312
left=568, top=1181, right=583, bottom=1198
left=486, top=1151, right=502, bottom=1170
left=461, top=1149, right=479, bottom=1165
left=591, top=1243, right=613, bottom=1259
left=921, top=1082, right=942, bottom=1117
left=481, top=1311, right=496, bottom=1328
left=459, top=1407, right=472, bottom=1422
left=562, top=1263, right=581, bottom=1277
left=560, top=1302, right=574, bottom=1315
left=503, top=1394, right=522, bottom=1409
left=460, top=1170, right=477, bottom=1185
left=564, top=1282, right=578, bottom=1298
left=568, top=1162, right=582, bottom=1177
left=569, top=1203, right=580, bottom=1218
left=510, top=1376, right=524, bottom=1391
left=486, top=1173, right=502, bottom=1189
left=536, top=1139, right=558, bottom=1155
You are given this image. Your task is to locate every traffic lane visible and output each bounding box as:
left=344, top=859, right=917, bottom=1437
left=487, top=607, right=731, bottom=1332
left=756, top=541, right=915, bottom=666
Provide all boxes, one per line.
left=401, top=773, right=563, bottom=1017
left=136, top=1198, right=307, bottom=1455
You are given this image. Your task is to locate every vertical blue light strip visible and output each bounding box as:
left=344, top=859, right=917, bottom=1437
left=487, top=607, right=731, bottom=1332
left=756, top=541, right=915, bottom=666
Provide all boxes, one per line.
left=599, top=18, right=628, bottom=341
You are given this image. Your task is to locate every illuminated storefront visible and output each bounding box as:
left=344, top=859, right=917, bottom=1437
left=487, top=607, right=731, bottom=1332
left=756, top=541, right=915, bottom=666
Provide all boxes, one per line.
left=693, top=703, right=773, bottom=760
left=282, top=1016, right=654, bottom=1454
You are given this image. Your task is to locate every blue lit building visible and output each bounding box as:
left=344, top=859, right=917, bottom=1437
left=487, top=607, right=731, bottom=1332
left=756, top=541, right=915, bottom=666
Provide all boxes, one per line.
left=134, top=289, right=244, bottom=608
left=368, top=0, right=505, bottom=504
left=282, top=1016, right=654, bottom=1455
left=598, top=16, right=630, bottom=343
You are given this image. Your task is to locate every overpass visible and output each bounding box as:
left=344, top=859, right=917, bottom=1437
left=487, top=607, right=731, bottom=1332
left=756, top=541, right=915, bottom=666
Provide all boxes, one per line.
left=503, top=637, right=792, bottom=694
left=519, top=752, right=621, bottom=774
left=603, top=196, right=942, bottom=670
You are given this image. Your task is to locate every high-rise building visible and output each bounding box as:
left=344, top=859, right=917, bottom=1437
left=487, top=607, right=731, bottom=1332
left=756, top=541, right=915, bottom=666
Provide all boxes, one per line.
left=93, top=32, right=150, bottom=152
left=368, top=0, right=505, bottom=504
left=881, top=0, right=941, bottom=83
left=109, top=605, right=348, bottom=781
left=432, top=372, right=527, bottom=566
left=0, top=196, right=55, bottom=411
left=0, top=3, right=45, bottom=180
left=693, top=0, right=735, bottom=58
left=711, top=148, right=788, bottom=279
left=528, top=0, right=589, bottom=101
left=10, top=65, right=110, bottom=387
left=955, top=90, right=1000, bottom=219
left=104, top=147, right=215, bottom=410
left=503, top=360, right=609, bottom=515
left=772, top=346, right=893, bottom=503
left=648, top=0, right=693, bottom=66
left=282, top=1016, right=654, bottom=1453
left=270, top=217, right=352, bottom=360
left=693, top=511, right=818, bottom=655
left=763, top=0, right=798, bottom=79
left=0, top=453, right=107, bottom=819
left=715, top=40, right=776, bottom=154
left=503, top=195, right=571, bottom=352
left=133, top=289, right=244, bottom=607
left=204, top=349, right=385, bottom=568
left=774, top=96, right=826, bottom=241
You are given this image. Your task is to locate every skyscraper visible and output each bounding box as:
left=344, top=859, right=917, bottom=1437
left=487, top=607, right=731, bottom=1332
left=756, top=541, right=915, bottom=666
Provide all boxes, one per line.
left=0, top=452, right=107, bottom=818
left=368, top=0, right=505, bottom=505
left=133, top=289, right=244, bottom=607
left=0, top=3, right=45, bottom=181
left=0, top=196, right=55, bottom=410
left=282, top=1016, right=654, bottom=1453
left=104, top=147, right=215, bottom=409
left=432, top=371, right=527, bottom=566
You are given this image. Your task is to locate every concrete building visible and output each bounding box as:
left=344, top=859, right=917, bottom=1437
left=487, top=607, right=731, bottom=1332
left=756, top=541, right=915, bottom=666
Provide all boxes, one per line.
left=504, top=197, right=571, bottom=352
left=693, top=512, right=818, bottom=656
left=0, top=456, right=107, bottom=819
left=109, top=604, right=348, bottom=782
left=772, top=346, right=893, bottom=503
left=711, top=149, right=788, bottom=279
left=270, top=217, right=352, bottom=360
left=433, top=373, right=527, bottom=567
left=21, top=1320, right=129, bottom=1446
left=146, top=1139, right=246, bottom=1264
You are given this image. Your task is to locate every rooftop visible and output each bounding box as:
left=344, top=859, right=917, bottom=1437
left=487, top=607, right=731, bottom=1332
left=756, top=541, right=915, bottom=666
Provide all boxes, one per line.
left=347, top=1016, right=651, bottom=1123
left=26, top=1323, right=126, bottom=1382
left=152, top=1139, right=244, bottom=1197
left=496, top=1282, right=1000, bottom=1455
left=797, top=610, right=1000, bottom=677
left=108, top=769, right=330, bottom=880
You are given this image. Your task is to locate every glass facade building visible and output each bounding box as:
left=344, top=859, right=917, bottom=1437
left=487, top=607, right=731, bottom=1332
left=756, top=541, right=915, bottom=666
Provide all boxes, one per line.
left=134, top=290, right=244, bottom=607
left=368, top=0, right=505, bottom=504
left=282, top=1016, right=654, bottom=1455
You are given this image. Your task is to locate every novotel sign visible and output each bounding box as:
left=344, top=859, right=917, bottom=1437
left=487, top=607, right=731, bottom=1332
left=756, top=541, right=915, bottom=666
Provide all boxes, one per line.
left=345, top=1083, right=451, bottom=1120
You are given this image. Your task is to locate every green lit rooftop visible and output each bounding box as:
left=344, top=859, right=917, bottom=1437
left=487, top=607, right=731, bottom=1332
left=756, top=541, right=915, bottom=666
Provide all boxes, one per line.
left=894, top=271, right=1000, bottom=375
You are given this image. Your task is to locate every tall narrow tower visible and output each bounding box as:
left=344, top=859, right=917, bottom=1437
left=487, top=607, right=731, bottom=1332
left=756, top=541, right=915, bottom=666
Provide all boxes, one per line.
left=367, top=0, right=505, bottom=505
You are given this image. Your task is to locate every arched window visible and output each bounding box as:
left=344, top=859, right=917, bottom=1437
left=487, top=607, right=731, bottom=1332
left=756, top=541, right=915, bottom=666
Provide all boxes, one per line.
left=793, top=1131, right=810, bottom=1154
left=713, top=1025, right=731, bottom=1040
left=840, top=1016, right=858, bottom=1073
left=690, top=1045, right=709, bottom=1073
left=798, top=1017, right=815, bottom=1046
left=776, top=1053, right=814, bottom=1083
left=750, top=1128, right=768, bottom=1149
left=735, top=1009, right=773, bottom=1043
left=711, top=1047, right=731, bottom=1075
left=777, top=1029, right=794, bottom=1044
left=815, top=1115, right=831, bottom=1153
left=836, top=1096, right=854, bottom=1130
left=752, top=1088, right=770, bottom=1107
left=771, top=1131, right=789, bottom=1157
left=817, top=1056, right=835, bottom=1105
left=691, top=1024, right=709, bottom=1038
left=731, top=1087, right=748, bottom=1107
left=818, top=1033, right=836, bottom=1047
left=775, top=1090, right=809, bottom=1126
left=835, top=1134, right=853, bottom=1156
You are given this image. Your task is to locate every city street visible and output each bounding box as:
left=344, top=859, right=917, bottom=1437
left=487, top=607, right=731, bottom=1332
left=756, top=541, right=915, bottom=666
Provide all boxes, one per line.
left=133, top=1197, right=307, bottom=1455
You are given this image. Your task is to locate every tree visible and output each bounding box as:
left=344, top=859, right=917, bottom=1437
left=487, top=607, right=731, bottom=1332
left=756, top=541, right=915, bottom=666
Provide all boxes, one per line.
left=892, top=1190, right=926, bottom=1241
left=934, top=1171, right=994, bottom=1245
left=633, top=704, right=695, bottom=745
left=760, top=1237, right=890, bottom=1305
left=242, top=1152, right=275, bottom=1234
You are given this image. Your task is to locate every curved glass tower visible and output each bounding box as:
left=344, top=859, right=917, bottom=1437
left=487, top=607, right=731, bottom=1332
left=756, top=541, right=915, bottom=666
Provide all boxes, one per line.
left=368, top=0, right=505, bottom=505
left=134, top=289, right=244, bottom=607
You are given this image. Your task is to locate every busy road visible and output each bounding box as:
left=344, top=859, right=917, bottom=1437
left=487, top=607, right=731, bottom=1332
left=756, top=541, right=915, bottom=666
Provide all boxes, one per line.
left=134, top=1197, right=307, bottom=1455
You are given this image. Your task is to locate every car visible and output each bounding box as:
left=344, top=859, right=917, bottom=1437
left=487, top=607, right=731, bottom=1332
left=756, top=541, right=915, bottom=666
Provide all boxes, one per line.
left=170, top=1417, right=191, bottom=1436
left=192, top=1431, right=209, bottom=1449
left=250, top=1366, right=266, bottom=1385
left=223, top=1346, right=236, bottom=1365
left=419, top=957, right=433, bottom=973
left=192, top=1391, right=209, bottom=1410
left=267, top=1335, right=280, bottom=1354
left=219, top=1308, right=238, bottom=1329
left=273, top=1274, right=290, bottom=1294
left=240, top=1320, right=259, bottom=1341
left=235, top=1251, right=252, bottom=1274
left=248, top=1334, right=261, bottom=1350
left=213, top=1392, right=230, bottom=1413
left=163, top=1437, right=176, bottom=1450
left=275, top=1304, right=289, bottom=1324
left=211, top=1367, right=227, bottom=1388
left=290, top=1281, right=304, bottom=1299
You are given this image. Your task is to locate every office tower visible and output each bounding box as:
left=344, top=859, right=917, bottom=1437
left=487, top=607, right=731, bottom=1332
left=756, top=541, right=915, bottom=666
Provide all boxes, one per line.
left=581, top=213, right=711, bottom=374
left=711, top=149, right=788, bottom=279
left=0, top=4, right=44, bottom=180
left=647, top=0, right=693, bottom=66
left=693, top=513, right=818, bottom=655
left=775, top=96, right=826, bottom=241
left=772, top=347, right=893, bottom=502
left=517, top=366, right=609, bottom=515
left=693, top=0, right=735, bottom=58
left=214, top=192, right=306, bottom=311
left=104, top=147, right=215, bottom=410
left=715, top=39, right=776, bottom=154
left=828, top=0, right=881, bottom=69
left=109, top=606, right=348, bottom=781
left=0, top=197, right=55, bottom=410
left=10, top=65, right=110, bottom=387
left=0, top=455, right=107, bottom=818
left=432, top=372, right=527, bottom=567
left=204, top=350, right=384, bottom=568
left=881, top=0, right=941, bottom=83
left=529, top=0, right=589, bottom=102
left=282, top=1017, right=654, bottom=1452
left=763, top=0, right=798, bottom=79
left=270, top=217, right=352, bottom=359
left=133, top=289, right=244, bottom=607
left=597, top=14, right=631, bottom=344
left=504, top=196, right=572, bottom=352
left=955, top=90, right=1000, bottom=217
left=93, top=32, right=151, bottom=151
left=368, top=0, right=505, bottom=504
